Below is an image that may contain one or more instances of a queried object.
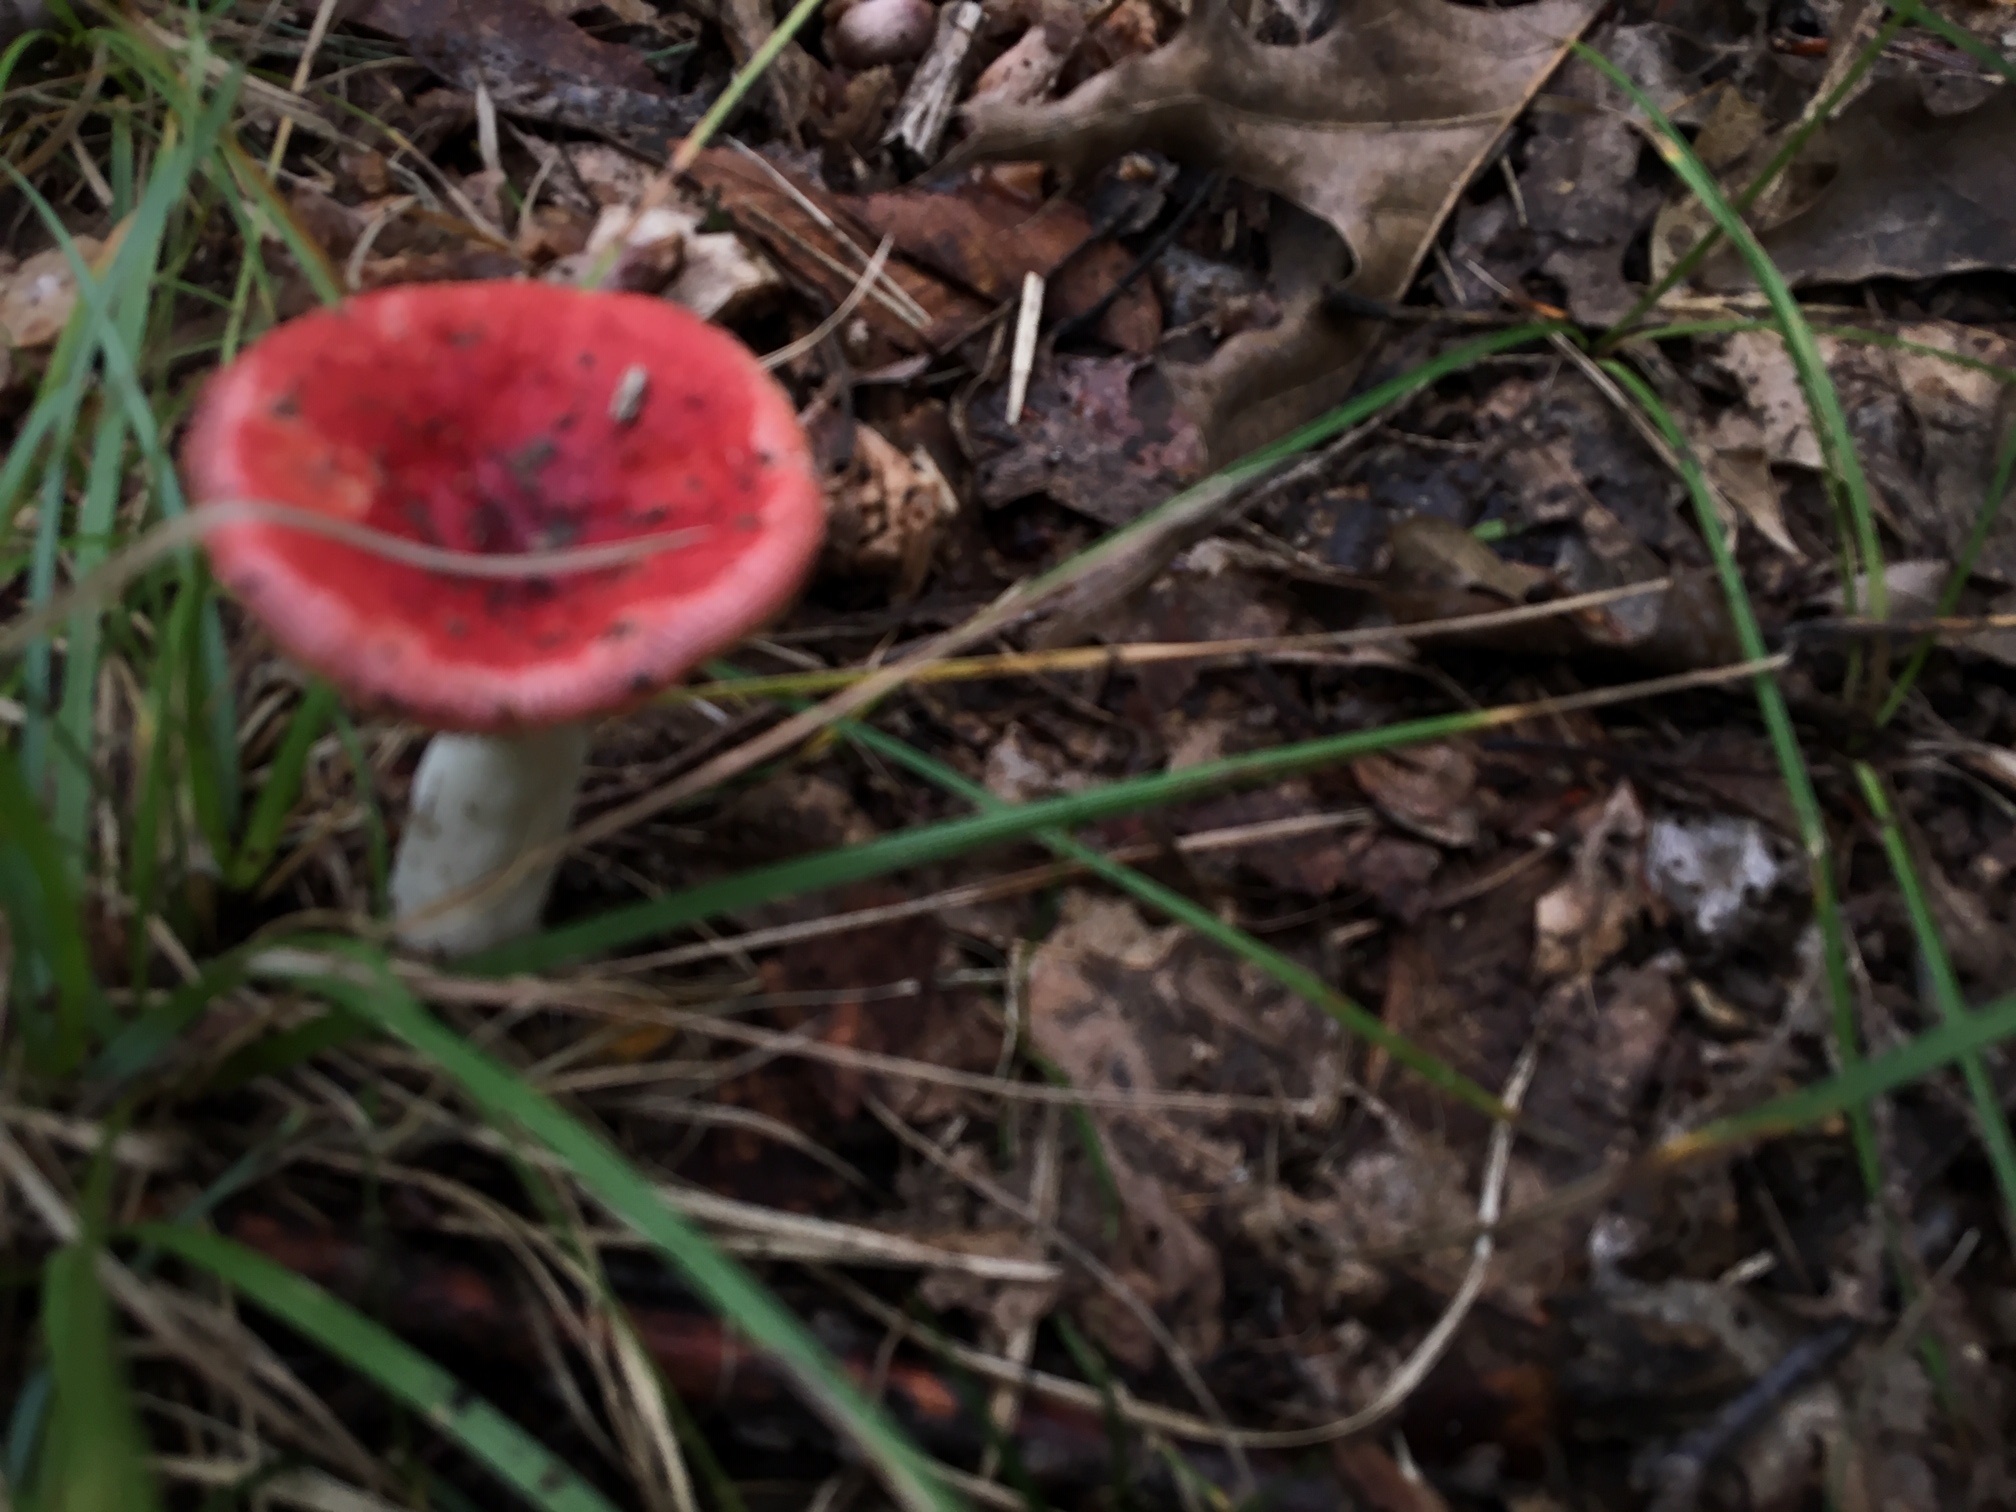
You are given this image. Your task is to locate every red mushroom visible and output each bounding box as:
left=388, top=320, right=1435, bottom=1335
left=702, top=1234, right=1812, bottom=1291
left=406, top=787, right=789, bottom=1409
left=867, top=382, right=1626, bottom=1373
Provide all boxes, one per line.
left=183, top=280, right=825, bottom=955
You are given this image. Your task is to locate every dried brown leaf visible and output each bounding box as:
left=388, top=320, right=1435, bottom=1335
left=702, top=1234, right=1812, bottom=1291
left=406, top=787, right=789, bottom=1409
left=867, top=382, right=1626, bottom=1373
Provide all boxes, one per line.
left=1714, top=322, right=2016, bottom=581
left=957, top=0, right=1601, bottom=459
left=1694, top=79, right=2016, bottom=290
left=1352, top=742, right=1480, bottom=850
left=1026, top=890, right=1346, bottom=1362
left=846, top=170, right=1161, bottom=351
left=820, top=417, right=960, bottom=596
left=974, top=354, right=1206, bottom=523
left=685, top=148, right=989, bottom=358
left=0, top=239, right=102, bottom=350
left=354, top=0, right=702, bottom=145
left=1533, top=783, right=1646, bottom=980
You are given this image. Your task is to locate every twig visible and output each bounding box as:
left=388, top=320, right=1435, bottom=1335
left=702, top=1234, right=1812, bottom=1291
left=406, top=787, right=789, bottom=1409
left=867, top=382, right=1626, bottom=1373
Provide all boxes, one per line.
left=823, top=1027, right=1535, bottom=1456
left=1637, top=1317, right=1864, bottom=1512
left=1004, top=271, right=1044, bottom=425
left=763, top=234, right=897, bottom=370
left=0, top=501, right=711, bottom=663
left=1049, top=171, right=1223, bottom=346
left=865, top=1094, right=1261, bottom=1498
left=884, top=0, right=983, bottom=164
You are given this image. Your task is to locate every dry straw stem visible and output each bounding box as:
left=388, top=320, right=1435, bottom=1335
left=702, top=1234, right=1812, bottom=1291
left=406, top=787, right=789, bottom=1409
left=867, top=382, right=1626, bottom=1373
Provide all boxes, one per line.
left=266, top=943, right=1338, bottom=1119
left=869, top=1092, right=1258, bottom=1496
left=592, top=808, right=1370, bottom=971
left=0, top=1128, right=384, bottom=1484
left=388, top=652, right=1786, bottom=948
left=0, top=500, right=715, bottom=663
left=673, top=578, right=1676, bottom=704
left=304, top=1136, right=1060, bottom=1279
left=824, top=1034, right=1530, bottom=1455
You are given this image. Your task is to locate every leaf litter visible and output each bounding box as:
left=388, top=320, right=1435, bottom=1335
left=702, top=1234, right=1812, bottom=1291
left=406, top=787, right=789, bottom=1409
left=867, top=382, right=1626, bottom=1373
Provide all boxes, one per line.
left=15, top=0, right=2016, bottom=1507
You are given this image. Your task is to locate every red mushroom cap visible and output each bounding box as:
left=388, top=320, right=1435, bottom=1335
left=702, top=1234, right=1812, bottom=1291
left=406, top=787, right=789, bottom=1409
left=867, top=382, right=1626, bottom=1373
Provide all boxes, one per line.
left=182, top=281, right=825, bottom=732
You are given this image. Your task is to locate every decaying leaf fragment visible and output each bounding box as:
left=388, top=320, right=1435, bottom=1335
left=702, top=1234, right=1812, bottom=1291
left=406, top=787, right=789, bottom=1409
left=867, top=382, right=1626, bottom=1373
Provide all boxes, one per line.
left=1025, top=890, right=1345, bottom=1367
left=1684, top=79, right=2016, bottom=291
left=0, top=239, right=104, bottom=350
left=958, top=0, right=1602, bottom=459
left=684, top=148, right=989, bottom=359
left=1534, top=783, right=1647, bottom=980
left=354, top=0, right=706, bottom=147
left=1710, top=323, right=2016, bottom=581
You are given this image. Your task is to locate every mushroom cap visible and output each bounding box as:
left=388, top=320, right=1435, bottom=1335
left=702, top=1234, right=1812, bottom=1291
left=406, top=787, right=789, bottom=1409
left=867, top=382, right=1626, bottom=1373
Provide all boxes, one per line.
left=183, top=280, right=826, bottom=732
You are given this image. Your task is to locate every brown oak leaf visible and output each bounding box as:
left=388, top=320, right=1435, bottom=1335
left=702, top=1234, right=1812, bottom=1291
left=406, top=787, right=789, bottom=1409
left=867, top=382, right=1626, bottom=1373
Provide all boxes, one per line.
left=956, top=0, right=1601, bottom=460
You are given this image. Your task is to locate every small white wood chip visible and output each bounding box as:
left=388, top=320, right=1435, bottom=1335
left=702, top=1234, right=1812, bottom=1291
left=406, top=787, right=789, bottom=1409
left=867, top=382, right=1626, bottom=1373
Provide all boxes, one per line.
left=1004, top=269, right=1044, bottom=428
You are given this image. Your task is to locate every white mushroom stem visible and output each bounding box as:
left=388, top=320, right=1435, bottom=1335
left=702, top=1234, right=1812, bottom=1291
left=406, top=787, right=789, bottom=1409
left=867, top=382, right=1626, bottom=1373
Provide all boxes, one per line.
left=388, top=723, right=592, bottom=957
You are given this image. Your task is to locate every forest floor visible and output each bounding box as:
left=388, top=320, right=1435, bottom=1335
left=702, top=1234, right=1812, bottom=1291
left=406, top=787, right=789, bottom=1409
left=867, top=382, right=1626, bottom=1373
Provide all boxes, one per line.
left=7, top=0, right=2016, bottom=1507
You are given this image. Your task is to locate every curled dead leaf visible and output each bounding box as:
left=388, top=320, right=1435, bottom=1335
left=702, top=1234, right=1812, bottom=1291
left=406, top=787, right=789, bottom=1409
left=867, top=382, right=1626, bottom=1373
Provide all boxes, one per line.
left=821, top=418, right=961, bottom=597
left=1691, top=80, right=2016, bottom=291
left=1351, top=742, right=1480, bottom=850
left=956, top=0, right=1602, bottom=460
left=1533, top=783, right=1646, bottom=980
left=847, top=170, right=1161, bottom=352
left=0, top=238, right=104, bottom=351
left=353, top=0, right=706, bottom=147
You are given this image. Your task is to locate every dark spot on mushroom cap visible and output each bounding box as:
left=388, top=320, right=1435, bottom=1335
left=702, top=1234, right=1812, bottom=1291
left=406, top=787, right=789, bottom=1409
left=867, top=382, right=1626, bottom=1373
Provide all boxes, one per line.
left=400, top=497, right=436, bottom=540
left=445, top=327, right=483, bottom=349
left=445, top=616, right=468, bottom=640
left=506, top=437, right=558, bottom=486
left=578, top=351, right=596, bottom=368
left=534, top=629, right=567, bottom=650
left=684, top=394, right=705, bottom=411
left=270, top=388, right=301, bottom=419
left=602, top=618, right=635, bottom=641
left=736, top=513, right=759, bottom=531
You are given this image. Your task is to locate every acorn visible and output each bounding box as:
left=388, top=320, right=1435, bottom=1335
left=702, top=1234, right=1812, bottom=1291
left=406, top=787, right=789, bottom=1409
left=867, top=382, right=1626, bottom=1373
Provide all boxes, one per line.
left=829, top=0, right=937, bottom=69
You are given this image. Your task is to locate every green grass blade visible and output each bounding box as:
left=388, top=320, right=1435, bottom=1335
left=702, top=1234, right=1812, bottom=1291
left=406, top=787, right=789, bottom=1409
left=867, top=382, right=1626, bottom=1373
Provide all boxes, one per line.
left=817, top=706, right=1509, bottom=1119
left=668, top=0, right=823, bottom=171
left=1602, top=0, right=1924, bottom=337
left=252, top=951, right=964, bottom=1512
left=1577, top=44, right=1888, bottom=621
left=123, top=581, right=184, bottom=963
left=1852, top=762, right=2016, bottom=1231
left=1882, top=0, right=2016, bottom=84
left=227, top=679, right=338, bottom=887
left=92, top=949, right=252, bottom=1085
left=36, top=1242, right=163, bottom=1512
left=130, top=1225, right=625, bottom=1512
left=466, top=676, right=1718, bottom=978
left=1672, top=993, right=2016, bottom=1158
left=1598, top=358, right=1883, bottom=1208
left=2, top=68, right=247, bottom=835
left=0, top=743, right=102, bottom=1074
left=48, top=411, right=133, bottom=880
